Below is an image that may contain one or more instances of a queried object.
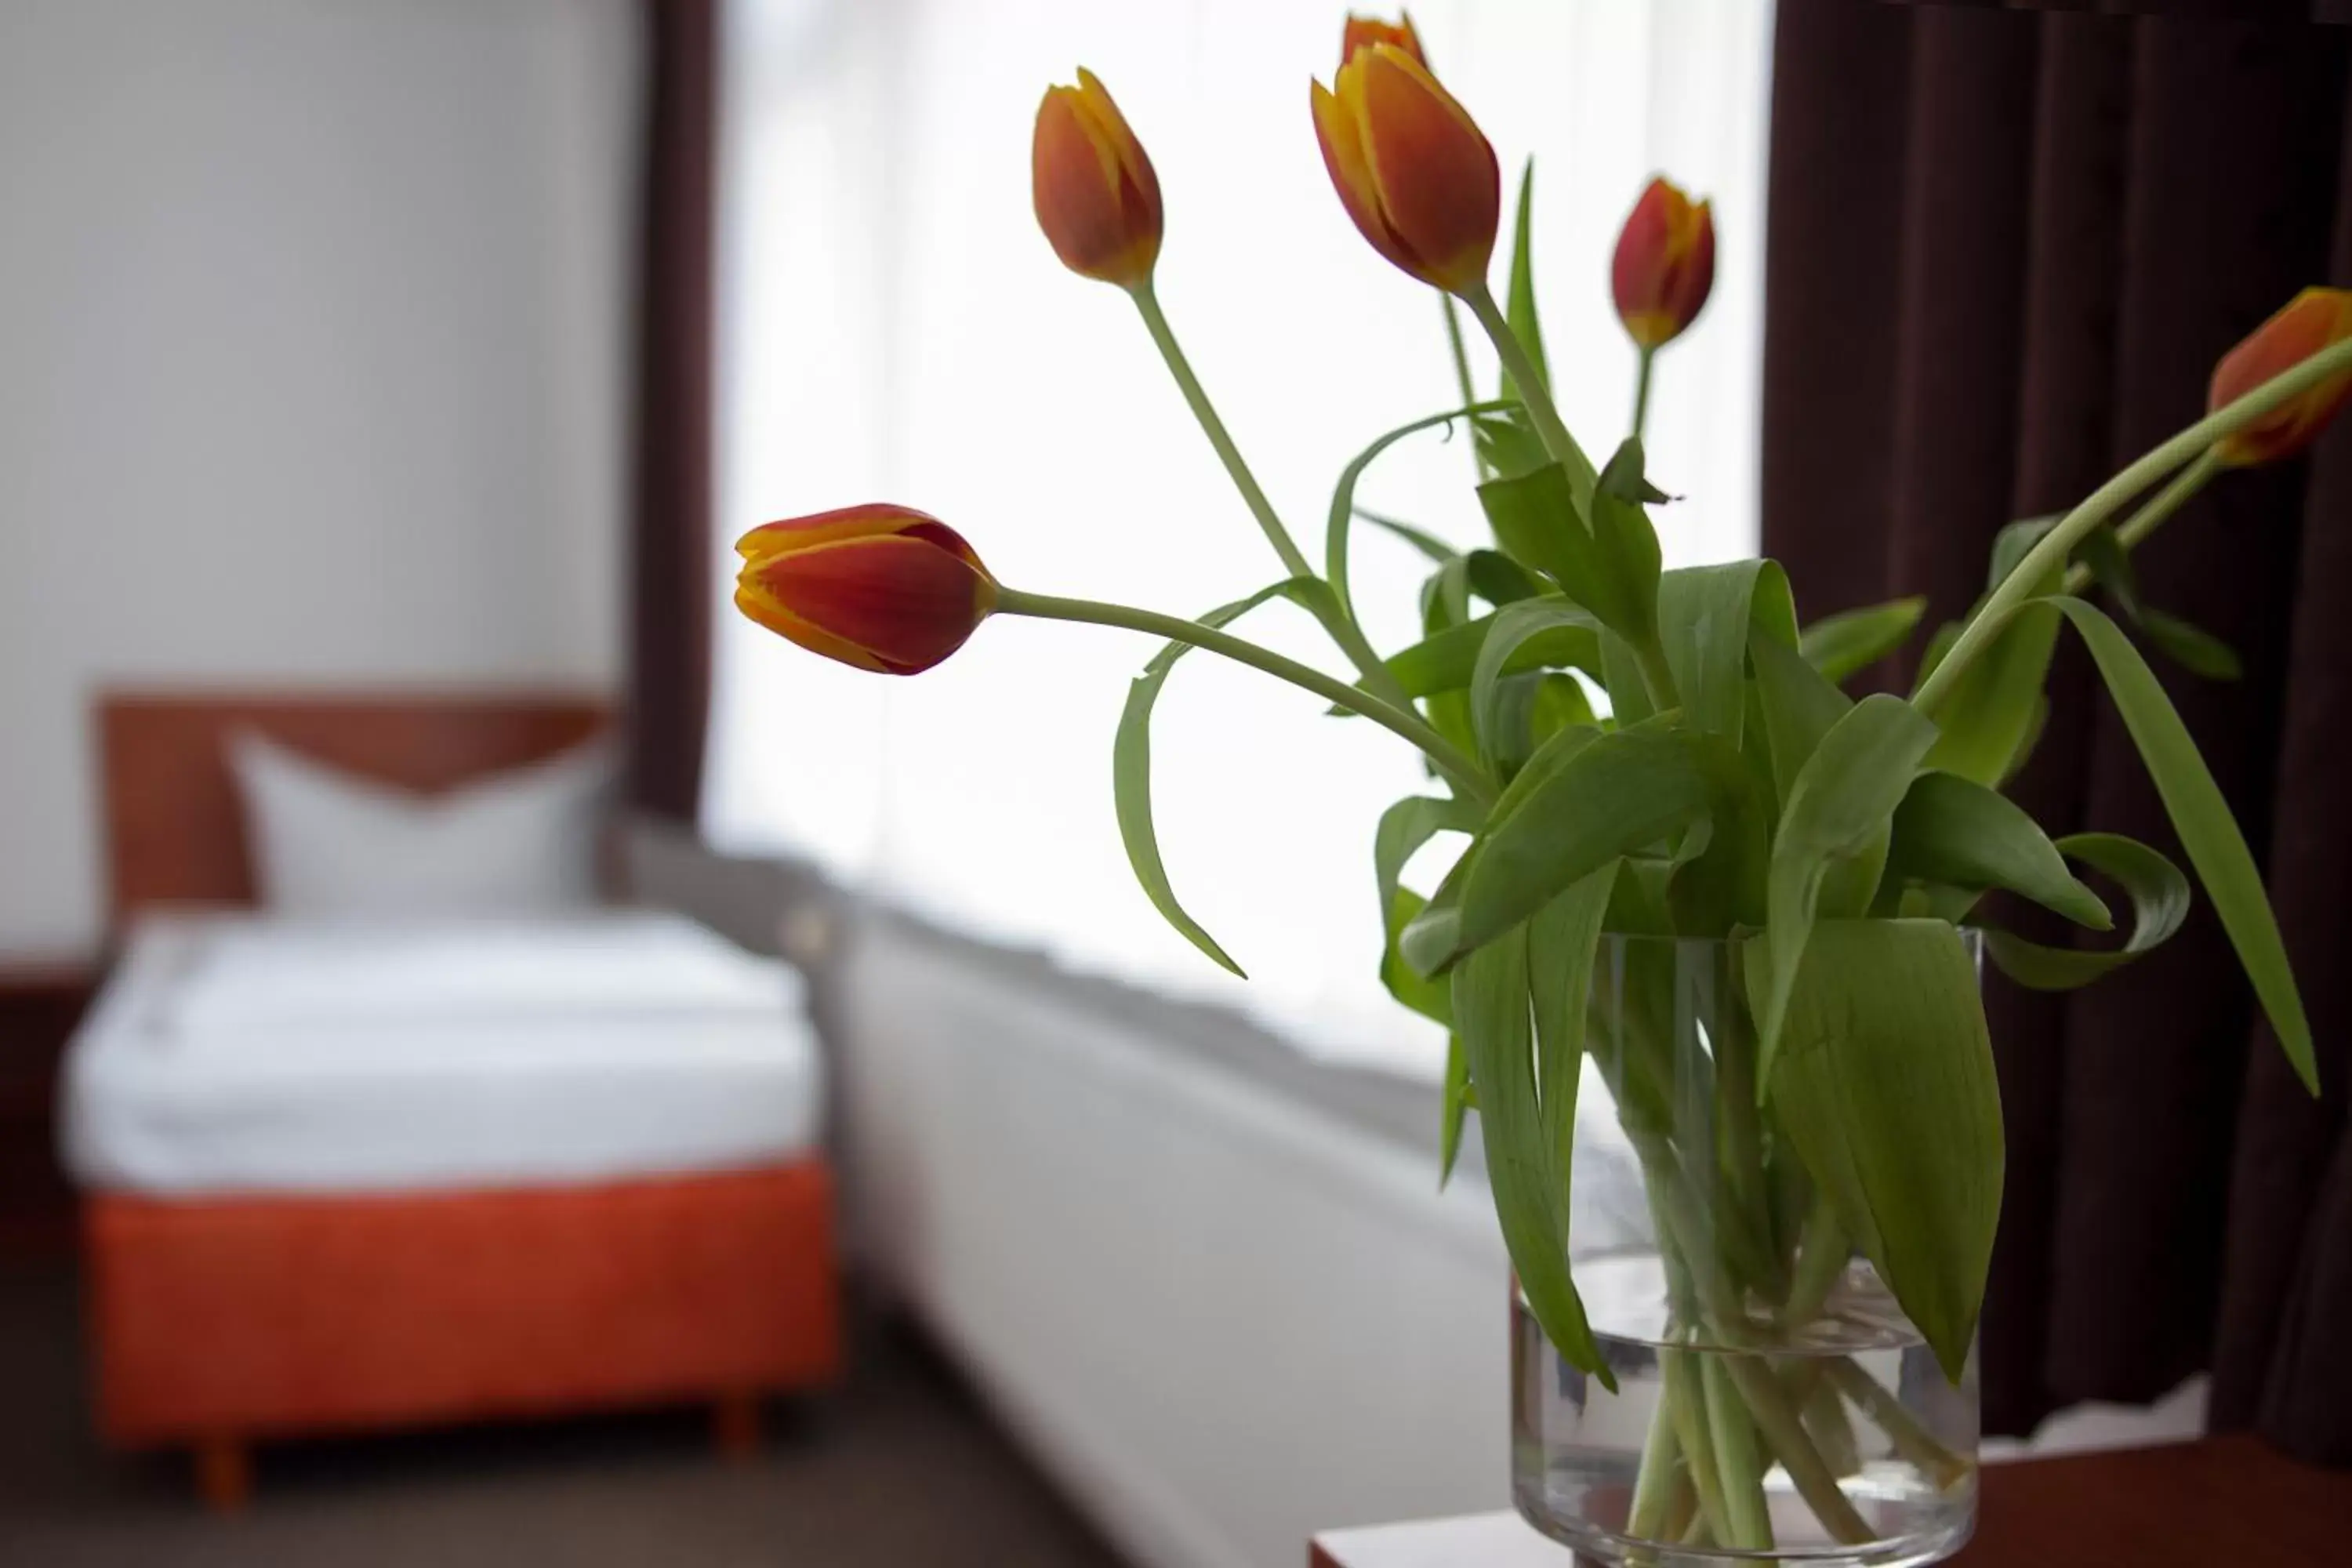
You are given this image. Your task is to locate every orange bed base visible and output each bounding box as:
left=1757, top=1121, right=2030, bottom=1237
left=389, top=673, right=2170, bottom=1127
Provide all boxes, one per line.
left=85, top=1162, right=842, bottom=1467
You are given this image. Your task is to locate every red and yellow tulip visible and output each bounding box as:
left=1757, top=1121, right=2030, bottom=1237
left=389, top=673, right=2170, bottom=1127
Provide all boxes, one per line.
left=1033, top=69, right=1163, bottom=288
left=1339, top=12, right=1426, bottom=71
left=2209, top=287, right=2352, bottom=467
left=1311, top=42, right=1498, bottom=296
left=1611, top=176, right=1715, bottom=350
left=735, top=505, right=997, bottom=675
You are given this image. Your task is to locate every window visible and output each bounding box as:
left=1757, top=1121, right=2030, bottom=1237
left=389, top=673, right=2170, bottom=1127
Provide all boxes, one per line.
left=706, top=0, right=1775, bottom=1074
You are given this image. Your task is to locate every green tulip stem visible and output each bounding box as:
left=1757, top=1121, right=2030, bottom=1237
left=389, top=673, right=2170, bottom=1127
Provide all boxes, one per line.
left=1440, top=296, right=1492, bottom=481
left=2060, top=447, right=2223, bottom=595
left=995, top=588, right=1496, bottom=808
left=1128, top=279, right=1412, bottom=707
left=1459, top=281, right=1581, bottom=477
left=1918, top=334, right=2352, bottom=714
left=1632, top=345, right=1657, bottom=445
left=1129, top=279, right=1314, bottom=582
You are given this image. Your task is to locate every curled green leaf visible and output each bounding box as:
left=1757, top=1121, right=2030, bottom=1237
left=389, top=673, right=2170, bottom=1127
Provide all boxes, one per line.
left=1981, top=832, right=2190, bottom=989
left=1799, top=597, right=1927, bottom=685
left=1114, top=579, right=1329, bottom=977
left=1886, top=771, right=2111, bottom=931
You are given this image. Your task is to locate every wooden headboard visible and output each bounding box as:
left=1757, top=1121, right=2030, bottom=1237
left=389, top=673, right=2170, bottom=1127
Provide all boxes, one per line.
left=98, top=690, right=613, bottom=923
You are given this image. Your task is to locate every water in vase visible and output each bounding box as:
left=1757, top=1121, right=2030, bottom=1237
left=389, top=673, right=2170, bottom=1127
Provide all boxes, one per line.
left=1514, top=1251, right=1979, bottom=1567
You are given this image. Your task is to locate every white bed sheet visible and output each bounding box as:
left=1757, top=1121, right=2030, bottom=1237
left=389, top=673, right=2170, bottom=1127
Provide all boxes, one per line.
left=64, top=911, right=823, bottom=1196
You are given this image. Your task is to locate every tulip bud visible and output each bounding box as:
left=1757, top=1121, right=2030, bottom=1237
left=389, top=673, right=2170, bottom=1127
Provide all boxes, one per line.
left=1033, top=69, right=1163, bottom=288
left=735, top=505, right=998, bottom=675
left=2209, top=287, right=2352, bottom=467
left=1611, top=176, right=1715, bottom=350
left=1340, top=12, right=1426, bottom=71
left=1311, top=44, right=1498, bottom=296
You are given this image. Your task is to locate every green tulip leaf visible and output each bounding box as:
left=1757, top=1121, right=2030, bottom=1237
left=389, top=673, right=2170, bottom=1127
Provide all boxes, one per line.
left=1749, top=918, right=2002, bottom=1384
left=1113, top=578, right=1328, bottom=977
left=1474, top=598, right=1611, bottom=758
left=1666, top=742, right=1773, bottom=936
left=1886, top=770, right=2111, bottom=931
left=1479, top=459, right=1660, bottom=650
left=1981, top=832, right=2191, bottom=990
left=1454, top=865, right=1617, bottom=1386
left=1599, top=629, right=1657, bottom=726
left=1381, top=598, right=1604, bottom=699
left=2046, top=597, right=2315, bottom=1091
left=1399, top=849, right=1474, bottom=979
left=1595, top=437, right=1672, bottom=506
left=1377, top=794, right=1482, bottom=943
left=2076, top=524, right=2142, bottom=620
left=1416, top=557, right=1480, bottom=768
left=1799, top=597, right=1929, bottom=685
left=1451, top=717, right=1715, bottom=961
left=1530, top=671, right=1596, bottom=745
left=1748, top=629, right=1853, bottom=814
left=1918, top=601, right=2061, bottom=788
left=1353, top=507, right=1460, bottom=564
left=2136, top=607, right=2243, bottom=682
left=1500, top=158, right=1548, bottom=402
left=1466, top=548, right=1548, bottom=607
left=1530, top=862, right=1616, bottom=1208
left=1988, top=514, right=2060, bottom=590
left=1473, top=405, right=1552, bottom=484
left=1657, top=559, right=1798, bottom=743
left=1759, top=695, right=1943, bottom=1084
left=1439, top=1032, right=1472, bottom=1187
left=1917, top=519, right=2067, bottom=786
left=1382, top=888, right=1455, bottom=1026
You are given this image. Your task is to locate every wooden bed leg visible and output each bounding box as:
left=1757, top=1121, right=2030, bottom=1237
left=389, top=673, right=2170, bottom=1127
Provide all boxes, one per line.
left=194, top=1436, right=251, bottom=1513
left=712, top=1390, right=761, bottom=1461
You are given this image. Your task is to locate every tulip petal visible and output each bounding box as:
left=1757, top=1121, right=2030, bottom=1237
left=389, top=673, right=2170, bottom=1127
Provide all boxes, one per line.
left=1075, top=67, right=1161, bottom=240
left=1312, top=76, right=1421, bottom=280
left=1613, top=178, right=1715, bottom=349
left=1033, top=73, right=1160, bottom=285
left=736, top=503, right=949, bottom=563
left=733, top=583, right=890, bottom=674
left=2212, top=287, right=2352, bottom=466
left=1351, top=45, right=1497, bottom=293
left=750, top=535, right=995, bottom=674
left=1341, top=13, right=1427, bottom=71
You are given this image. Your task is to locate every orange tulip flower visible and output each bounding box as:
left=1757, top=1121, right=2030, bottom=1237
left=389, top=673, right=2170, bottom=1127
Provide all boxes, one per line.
left=1311, top=43, right=1498, bottom=296
left=2209, top=287, right=2352, bottom=467
left=1611, top=176, right=1715, bottom=350
left=735, top=505, right=998, bottom=675
left=1033, top=69, right=1163, bottom=288
left=1340, top=11, right=1426, bottom=71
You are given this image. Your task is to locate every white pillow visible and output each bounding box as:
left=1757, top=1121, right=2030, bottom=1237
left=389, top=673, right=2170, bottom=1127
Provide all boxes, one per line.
left=229, top=731, right=612, bottom=917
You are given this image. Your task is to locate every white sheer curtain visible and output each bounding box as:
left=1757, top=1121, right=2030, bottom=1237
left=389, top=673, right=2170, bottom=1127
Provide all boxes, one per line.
left=706, top=0, right=1775, bottom=1074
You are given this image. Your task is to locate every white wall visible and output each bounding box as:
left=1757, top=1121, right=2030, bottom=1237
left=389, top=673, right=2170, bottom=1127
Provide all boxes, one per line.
left=842, top=921, right=1513, bottom=1568
left=0, top=0, right=640, bottom=956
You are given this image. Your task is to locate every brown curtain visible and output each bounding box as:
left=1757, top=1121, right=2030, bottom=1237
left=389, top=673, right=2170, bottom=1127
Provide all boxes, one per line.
left=624, top=0, right=718, bottom=823
left=1763, top=2, right=2352, bottom=1461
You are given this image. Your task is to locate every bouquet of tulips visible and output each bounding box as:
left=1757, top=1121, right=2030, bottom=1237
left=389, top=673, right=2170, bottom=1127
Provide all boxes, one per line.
left=730, top=13, right=2344, bottom=1559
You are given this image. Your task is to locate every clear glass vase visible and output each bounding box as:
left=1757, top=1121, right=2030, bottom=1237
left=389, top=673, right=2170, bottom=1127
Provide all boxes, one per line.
left=1511, top=936, right=1980, bottom=1567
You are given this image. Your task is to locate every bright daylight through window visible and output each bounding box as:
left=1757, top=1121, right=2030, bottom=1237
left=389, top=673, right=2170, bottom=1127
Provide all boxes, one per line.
left=705, top=0, right=1775, bottom=1074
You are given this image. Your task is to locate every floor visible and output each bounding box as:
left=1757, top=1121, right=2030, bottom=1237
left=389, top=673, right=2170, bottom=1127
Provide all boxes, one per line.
left=0, top=1259, right=1130, bottom=1568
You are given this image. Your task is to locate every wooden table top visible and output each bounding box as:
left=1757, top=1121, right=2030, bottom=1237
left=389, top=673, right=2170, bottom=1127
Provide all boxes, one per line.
left=1311, top=1435, right=2352, bottom=1566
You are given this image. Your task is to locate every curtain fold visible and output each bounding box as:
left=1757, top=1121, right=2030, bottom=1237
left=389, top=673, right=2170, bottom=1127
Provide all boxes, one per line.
left=1765, top=1, right=2352, bottom=1460
left=624, top=0, right=718, bottom=823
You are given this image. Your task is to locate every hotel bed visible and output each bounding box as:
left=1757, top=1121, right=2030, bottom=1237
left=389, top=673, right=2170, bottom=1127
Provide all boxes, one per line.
left=64, top=694, right=842, bottom=1508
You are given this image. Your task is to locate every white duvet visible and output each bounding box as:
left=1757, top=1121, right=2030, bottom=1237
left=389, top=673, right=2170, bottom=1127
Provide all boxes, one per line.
left=64, top=911, right=825, bottom=1196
